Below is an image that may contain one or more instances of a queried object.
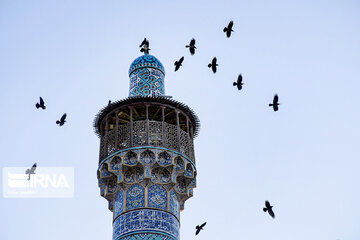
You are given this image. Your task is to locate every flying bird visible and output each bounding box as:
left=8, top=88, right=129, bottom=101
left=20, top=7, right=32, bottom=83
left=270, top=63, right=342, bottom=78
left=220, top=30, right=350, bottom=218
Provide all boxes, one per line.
left=195, top=222, right=206, bottom=235
left=139, top=38, right=150, bottom=54
left=25, top=163, right=37, bottom=180
left=35, top=97, right=46, bottom=110
left=56, top=113, right=67, bottom=126
left=233, top=74, right=244, bottom=90
left=269, top=94, right=280, bottom=111
left=186, top=38, right=196, bottom=55
left=263, top=200, right=275, bottom=218
left=174, top=56, right=184, bottom=71
left=208, top=57, right=218, bottom=73
left=223, top=21, right=234, bottom=38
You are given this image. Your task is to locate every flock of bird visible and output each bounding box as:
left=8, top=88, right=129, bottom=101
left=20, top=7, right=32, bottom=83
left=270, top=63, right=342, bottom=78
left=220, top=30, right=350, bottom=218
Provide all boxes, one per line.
left=194, top=200, right=274, bottom=236
left=35, top=97, right=67, bottom=126
left=28, top=97, right=67, bottom=180
left=139, top=20, right=277, bottom=236
left=140, top=21, right=280, bottom=112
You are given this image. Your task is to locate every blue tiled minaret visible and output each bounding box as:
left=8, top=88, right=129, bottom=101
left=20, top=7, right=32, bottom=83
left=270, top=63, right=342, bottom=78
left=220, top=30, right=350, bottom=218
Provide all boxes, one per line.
left=94, top=54, right=200, bottom=240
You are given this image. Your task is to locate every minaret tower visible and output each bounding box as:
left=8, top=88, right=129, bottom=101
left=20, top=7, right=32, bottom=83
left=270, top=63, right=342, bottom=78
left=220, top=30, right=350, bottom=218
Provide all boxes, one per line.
left=94, top=53, right=200, bottom=240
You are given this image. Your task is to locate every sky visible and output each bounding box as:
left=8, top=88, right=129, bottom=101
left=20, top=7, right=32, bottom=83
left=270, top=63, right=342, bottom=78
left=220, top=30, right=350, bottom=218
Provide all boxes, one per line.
left=1, top=0, right=360, bottom=239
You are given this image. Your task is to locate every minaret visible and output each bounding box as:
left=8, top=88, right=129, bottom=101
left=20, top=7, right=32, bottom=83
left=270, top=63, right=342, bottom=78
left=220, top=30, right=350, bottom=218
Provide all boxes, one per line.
left=94, top=53, right=200, bottom=240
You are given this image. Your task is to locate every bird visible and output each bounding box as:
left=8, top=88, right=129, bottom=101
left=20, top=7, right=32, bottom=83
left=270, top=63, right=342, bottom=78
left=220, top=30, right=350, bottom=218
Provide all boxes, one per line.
left=174, top=56, right=184, bottom=71
left=195, top=222, right=206, bottom=235
left=139, top=38, right=148, bottom=48
left=108, top=100, right=111, bottom=106
left=25, top=163, right=37, bottom=180
left=233, top=74, right=244, bottom=90
left=186, top=38, right=196, bottom=55
left=56, top=113, right=67, bottom=126
left=208, top=57, right=218, bottom=73
left=223, top=20, right=234, bottom=38
left=269, top=94, right=280, bottom=111
left=263, top=200, right=275, bottom=218
left=35, top=97, right=46, bottom=110
left=139, top=38, right=150, bottom=54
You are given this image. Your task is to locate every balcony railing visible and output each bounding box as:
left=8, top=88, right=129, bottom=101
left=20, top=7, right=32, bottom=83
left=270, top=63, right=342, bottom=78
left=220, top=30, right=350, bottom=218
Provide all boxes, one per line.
left=99, top=121, right=195, bottom=163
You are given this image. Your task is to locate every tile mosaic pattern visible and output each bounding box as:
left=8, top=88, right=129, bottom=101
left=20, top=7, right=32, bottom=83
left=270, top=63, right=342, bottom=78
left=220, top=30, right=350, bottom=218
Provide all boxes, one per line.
left=116, top=233, right=176, bottom=240
left=126, top=184, right=145, bottom=210
left=148, top=184, right=167, bottom=210
left=129, top=54, right=165, bottom=76
left=114, top=190, right=124, bottom=219
left=124, top=151, right=138, bottom=166
left=158, top=151, right=172, bottom=166
left=169, top=190, right=180, bottom=219
left=140, top=150, right=155, bottom=164
left=128, top=54, right=165, bottom=97
left=129, top=68, right=165, bottom=97
left=113, top=209, right=179, bottom=240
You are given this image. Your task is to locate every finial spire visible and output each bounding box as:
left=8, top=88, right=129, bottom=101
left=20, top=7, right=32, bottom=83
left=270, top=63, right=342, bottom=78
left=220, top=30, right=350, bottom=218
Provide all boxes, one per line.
left=139, top=38, right=150, bottom=54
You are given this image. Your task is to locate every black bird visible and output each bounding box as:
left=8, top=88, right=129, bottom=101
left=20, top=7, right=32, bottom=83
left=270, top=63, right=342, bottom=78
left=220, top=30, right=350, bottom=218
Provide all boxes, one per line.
left=139, top=38, right=150, bottom=54
left=35, top=97, right=46, bottom=110
left=269, top=94, right=280, bottom=111
left=174, top=56, right=184, bottom=72
left=139, top=38, right=148, bottom=48
left=208, top=57, right=218, bottom=73
left=195, top=222, right=206, bottom=235
left=223, top=20, right=234, bottom=38
left=186, top=38, right=196, bottom=55
left=108, top=100, right=111, bottom=106
left=263, top=200, right=275, bottom=218
left=233, top=74, right=244, bottom=90
left=25, top=163, right=37, bottom=180
left=56, top=113, right=67, bottom=126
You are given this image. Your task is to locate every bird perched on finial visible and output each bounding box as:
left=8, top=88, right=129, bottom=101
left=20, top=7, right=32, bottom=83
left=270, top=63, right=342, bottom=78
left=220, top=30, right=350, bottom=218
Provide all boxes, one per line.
left=195, top=222, right=206, bottom=235
left=174, top=56, right=184, bottom=71
left=56, top=113, right=67, bottom=126
left=139, top=38, right=150, bottom=54
left=223, top=21, right=234, bottom=38
left=269, top=94, right=280, bottom=111
left=186, top=38, right=196, bottom=55
left=233, top=74, right=243, bottom=90
left=263, top=200, right=275, bottom=218
left=35, top=97, right=46, bottom=110
left=25, top=163, right=37, bottom=180
left=208, top=57, right=218, bottom=73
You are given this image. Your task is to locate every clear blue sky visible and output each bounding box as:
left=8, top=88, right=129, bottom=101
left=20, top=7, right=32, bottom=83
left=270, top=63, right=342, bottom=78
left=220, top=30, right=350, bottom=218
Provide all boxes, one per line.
left=1, top=1, right=360, bottom=239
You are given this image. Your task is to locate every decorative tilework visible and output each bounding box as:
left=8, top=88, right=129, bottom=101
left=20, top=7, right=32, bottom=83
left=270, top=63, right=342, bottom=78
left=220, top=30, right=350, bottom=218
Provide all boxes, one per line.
left=160, top=169, right=170, bottom=183
left=124, top=151, right=138, bottom=165
left=110, top=156, right=122, bottom=171
left=169, top=190, right=180, bottom=219
left=136, top=167, right=144, bottom=182
left=184, top=164, right=193, bottom=177
left=112, top=209, right=179, bottom=240
left=174, top=157, right=184, bottom=171
left=101, top=164, right=111, bottom=177
left=114, top=190, right=124, bottom=219
left=126, top=184, right=145, bottom=210
left=148, top=184, right=167, bottom=210
left=128, top=54, right=166, bottom=98
left=158, top=151, right=172, bottom=166
left=124, top=169, right=135, bottom=183
left=140, top=150, right=155, bottom=164
left=117, top=233, right=176, bottom=240
left=129, top=55, right=165, bottom=76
